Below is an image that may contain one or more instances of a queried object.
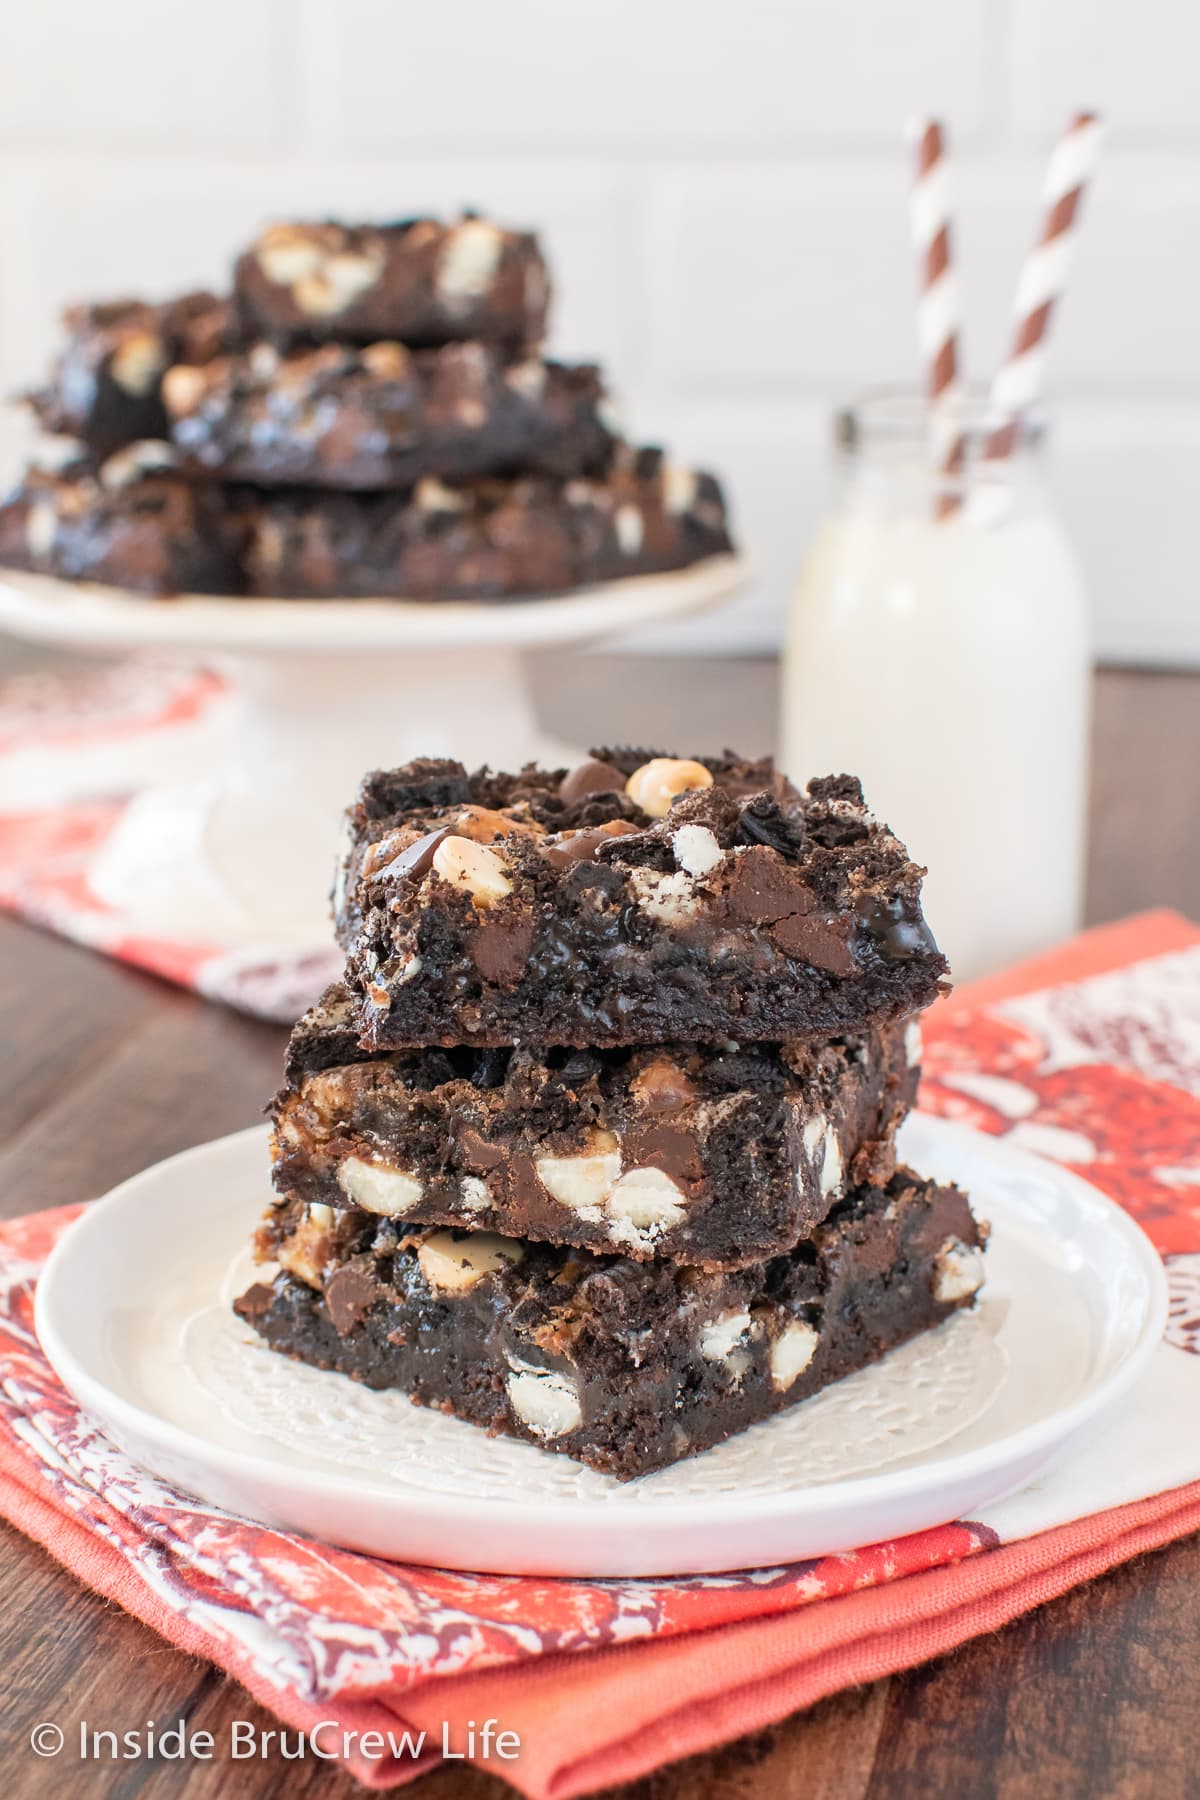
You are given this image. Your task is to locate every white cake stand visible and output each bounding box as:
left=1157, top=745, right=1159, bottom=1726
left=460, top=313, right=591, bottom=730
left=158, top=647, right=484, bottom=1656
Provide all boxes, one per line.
left=0, top=557, right=748, bottom=948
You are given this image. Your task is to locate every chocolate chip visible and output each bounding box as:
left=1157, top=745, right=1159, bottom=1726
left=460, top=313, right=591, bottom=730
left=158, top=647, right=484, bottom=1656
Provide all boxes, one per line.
left=623, top=1121, right=703, bottom=1185
left=232, top=1281, right=275, bottom=1323
left=467, top=914, right=534, bottom=986
left=857, top=896, right=940, bottom=962
left=325, top=1265, right=378, bottom=1335
left=542, top=820, right=640, bottom=869
left=456, top=1126, right=506, bottom=1171
left=372, top=824, right=450, bottom=882
left=722, top=847, right=860, bottom=974
left=769, top=910, right=858, bottom=976
left=724, top=847, right=817, bottom=926
left=558, top=758, right=626, bottom=806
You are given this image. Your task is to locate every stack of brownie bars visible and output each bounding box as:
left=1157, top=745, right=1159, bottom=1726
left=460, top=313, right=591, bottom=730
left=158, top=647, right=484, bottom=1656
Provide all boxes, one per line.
left=0, top=214, right=732, bottom=600
left=235, top=749, right=986, bottom=1481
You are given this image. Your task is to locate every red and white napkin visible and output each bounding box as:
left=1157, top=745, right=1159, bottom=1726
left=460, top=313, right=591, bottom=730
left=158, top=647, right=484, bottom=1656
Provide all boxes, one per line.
left=0, top=656, right=339, bottom=1020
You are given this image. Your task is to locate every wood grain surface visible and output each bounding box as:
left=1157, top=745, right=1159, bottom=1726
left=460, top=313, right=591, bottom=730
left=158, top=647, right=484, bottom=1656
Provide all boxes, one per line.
left=0, top=652, right=1197, bottom=1799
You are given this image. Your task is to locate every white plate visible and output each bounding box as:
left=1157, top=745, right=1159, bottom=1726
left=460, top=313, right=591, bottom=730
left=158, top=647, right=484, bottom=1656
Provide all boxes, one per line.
left=34, top=1116, right=1166, bottom=1577
left=0, top=555, right=748, bottom=653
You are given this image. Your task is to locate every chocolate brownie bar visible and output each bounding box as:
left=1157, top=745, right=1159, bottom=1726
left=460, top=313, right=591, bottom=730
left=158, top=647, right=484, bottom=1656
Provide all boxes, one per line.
left=0, top=445, right=243, bottom=596
left=272, top=983, right=919, bottom=1267
left=28, top=292, right=233, bottom=456
left=0, top=450, right=731, bottom=603
left=336, top=754, right=947, bottom=1049
left=242, top=450, right=732, bottom=599
left=234, top=216, right=550, bottom=350
left=163, top=341, right=616, bottom=490
left=235, top=1168, right=985, bottom=1481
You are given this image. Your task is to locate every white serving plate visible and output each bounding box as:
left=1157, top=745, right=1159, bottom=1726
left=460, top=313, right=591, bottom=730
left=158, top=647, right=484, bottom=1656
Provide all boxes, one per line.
left=34, top=1115, right=1166, bottom=1577
left=0, top=555, right=748, bottom=653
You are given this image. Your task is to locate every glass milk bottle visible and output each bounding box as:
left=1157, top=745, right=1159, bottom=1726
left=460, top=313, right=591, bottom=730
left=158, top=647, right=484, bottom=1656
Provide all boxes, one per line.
left=781, top=389, right=1090, bottom=982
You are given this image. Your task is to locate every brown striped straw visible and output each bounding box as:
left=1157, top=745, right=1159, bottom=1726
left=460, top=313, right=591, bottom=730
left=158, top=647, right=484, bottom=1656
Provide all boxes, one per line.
left=907, top=117, right=965, bottom=516
left=983, top=110, right=1104, bottom=465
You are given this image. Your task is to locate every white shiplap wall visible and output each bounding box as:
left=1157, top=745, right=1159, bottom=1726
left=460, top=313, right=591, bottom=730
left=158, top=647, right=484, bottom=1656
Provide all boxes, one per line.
left=1, top=0, right=1198, bottom=662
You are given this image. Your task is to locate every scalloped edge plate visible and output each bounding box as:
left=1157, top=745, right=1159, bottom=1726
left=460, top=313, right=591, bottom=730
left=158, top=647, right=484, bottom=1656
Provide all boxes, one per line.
left=34, top=1115, right=1166, bottom=1575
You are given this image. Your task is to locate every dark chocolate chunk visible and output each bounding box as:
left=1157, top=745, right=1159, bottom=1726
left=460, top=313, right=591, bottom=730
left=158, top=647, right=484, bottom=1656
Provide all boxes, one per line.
left=558, top=759, right=626, bottom=805
left=325, top=1264, right=379, bottom=1335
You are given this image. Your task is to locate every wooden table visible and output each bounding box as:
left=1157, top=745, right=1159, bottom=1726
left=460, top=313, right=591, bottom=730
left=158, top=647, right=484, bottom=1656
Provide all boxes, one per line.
left=1, top=652, right=1198, bottom=1800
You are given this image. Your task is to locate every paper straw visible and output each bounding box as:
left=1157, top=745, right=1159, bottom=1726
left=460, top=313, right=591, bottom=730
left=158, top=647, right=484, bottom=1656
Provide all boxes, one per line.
left=983, top=111, right=1104, bottom=463
left=908, top=117, right=965, bottom=514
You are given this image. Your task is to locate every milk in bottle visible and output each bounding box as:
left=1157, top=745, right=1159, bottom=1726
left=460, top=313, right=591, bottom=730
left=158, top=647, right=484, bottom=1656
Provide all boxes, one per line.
left=781, top=391, right=1089, bottom=982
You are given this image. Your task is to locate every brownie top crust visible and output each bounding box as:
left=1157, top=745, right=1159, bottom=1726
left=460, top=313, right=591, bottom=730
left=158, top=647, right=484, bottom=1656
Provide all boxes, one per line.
left=234, top=214, right=550, bottom=350
left=334, top=751, right=948, bottom=1048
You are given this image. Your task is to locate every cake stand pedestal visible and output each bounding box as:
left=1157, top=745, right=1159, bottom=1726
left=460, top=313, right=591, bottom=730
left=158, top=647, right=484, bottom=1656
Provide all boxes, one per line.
left=0, top=557, right=749, bottom=948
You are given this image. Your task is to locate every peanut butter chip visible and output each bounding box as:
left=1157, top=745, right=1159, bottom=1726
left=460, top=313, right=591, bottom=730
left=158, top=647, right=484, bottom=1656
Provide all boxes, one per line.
left=630, top=1060, right=697, bottom=1112
left=625, top=758, right=713, bottom=819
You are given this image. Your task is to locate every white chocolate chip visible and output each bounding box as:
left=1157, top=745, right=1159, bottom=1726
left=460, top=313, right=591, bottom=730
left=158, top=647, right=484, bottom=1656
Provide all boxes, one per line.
left=256, top=228, right=324, bottom=286
left=161, top=364, right=208, bottom=416
left=605, top=1166, right=687, bottom=1246
left=800, top=1113, right=843, bottom=1199
left=308, top=1202, right=334, bottom=1229
left=100, top=440, right=176, bottom=489
left=770, top=1320, right=819, bottom=1390
left=394, top=952, right=423, bottom=986
left=905, top=1020, right=923, bottom=1067
left=430, top=835, right=512, bottom=907
left=934, top=1238, right=985, bottom=1303
left=820, top=1131, right=843, bottom=1199
left=615, top=503, right=644, bottom=556
left=625, top=757, right=713, bottom=819
left=418, top=1228, right=524, bottom=1292
left=700, top=1308, right=752, bottom=1359
left=110, top=330, right=167, bottom=397
left=536, top=1134, right=621, bottom=1217
left=699, top=1308, right=757, bottom=1386
left=628, top=867, right=702, bottom=924
left=459, top=1175, right=490, bottom=1215
left=25, top=502, right=57, bottom=561
left=504, top=359, right=547, bottom=401
left=294, top=248, right=384, bottom=318
left=415, top=476, right=469, bottom=513
left=505, top=1356, right=582, bottom=1438
left=663, top=465, right=699, bottom=515
left=249, top=342, right=281, bottom=381
left=802, top=1114, right=827, bottom=1159
left=437, top=218, right=504, bottom=307
left=672, top=823, right=723, bottom=878
left=337, top=1155, right=423, bottom=1215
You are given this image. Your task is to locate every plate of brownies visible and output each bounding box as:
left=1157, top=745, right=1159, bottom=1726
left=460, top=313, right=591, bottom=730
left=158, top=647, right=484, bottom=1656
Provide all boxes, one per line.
left=0, top=214, right=740, bottom=612
left=35, top=752, right=1166, bottom=1575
